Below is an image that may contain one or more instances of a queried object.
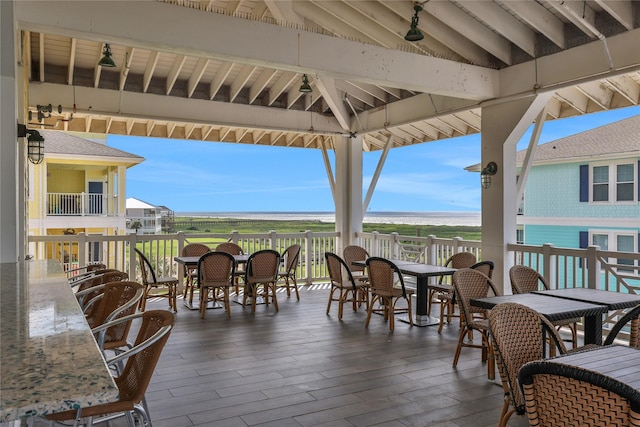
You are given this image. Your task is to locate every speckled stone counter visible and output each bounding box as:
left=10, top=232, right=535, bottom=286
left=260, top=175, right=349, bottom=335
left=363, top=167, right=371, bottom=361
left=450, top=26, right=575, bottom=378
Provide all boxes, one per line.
left=0, top=260, right=118, bottom=422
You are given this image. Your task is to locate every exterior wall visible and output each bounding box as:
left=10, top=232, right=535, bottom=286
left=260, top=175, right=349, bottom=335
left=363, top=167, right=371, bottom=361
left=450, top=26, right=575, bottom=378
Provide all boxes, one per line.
left=524, top=160, right=640, bottom=219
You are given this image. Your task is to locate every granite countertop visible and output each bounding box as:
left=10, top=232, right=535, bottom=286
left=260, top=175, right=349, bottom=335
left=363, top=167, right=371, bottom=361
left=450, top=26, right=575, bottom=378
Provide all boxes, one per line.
left=1, top=260, right=118, bottom=422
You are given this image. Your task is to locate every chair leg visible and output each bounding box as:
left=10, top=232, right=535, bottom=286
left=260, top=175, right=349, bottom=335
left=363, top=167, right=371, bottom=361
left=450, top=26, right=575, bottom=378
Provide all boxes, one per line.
left=452, top=327, right=467, bottom=367
left=223, top=287, right=231, bottom=318
left=200, top=286, right=208, bottom=319
left=365, top=294, right=378, bottom=327
left=271, top=282, right=279, bottom=311
left=292, top=277, right=300, bottom=301
left=327, top=286, right=337, bottom=315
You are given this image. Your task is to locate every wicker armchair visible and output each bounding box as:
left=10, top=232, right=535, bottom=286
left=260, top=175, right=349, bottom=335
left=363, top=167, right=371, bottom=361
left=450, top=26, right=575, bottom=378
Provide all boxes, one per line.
left=325, top=252, right=369, bottom=320
left=519, top=358, right=640, bottom=426
left=135, top=248, right=178, bottom=312
left=452, top=267, right=499, bottom=379
left=343, top=245, right=370, bottom=285
left=278, top=244, right=301, bottom=300
left=438, top=260, right=493, bottom=333
left=216, top=242, right=245, bottom=294
left=365, top=257, right=415, bottom=332
left=198, top=251, right=236, bottom=319
left=431, top=252, right=476, bottom=321
left=606, top=304, right=640, bottom=348
left=243, top=249, right=281, bottom=313
left=46, top=310, right=175, bottom=427
left=74, top=269, right=129, bottom=311
left=181, top=243, right=211, bottom=305
left=510, top=265, right=578, bottom=347
left=489, top=303, right=568, bottom=427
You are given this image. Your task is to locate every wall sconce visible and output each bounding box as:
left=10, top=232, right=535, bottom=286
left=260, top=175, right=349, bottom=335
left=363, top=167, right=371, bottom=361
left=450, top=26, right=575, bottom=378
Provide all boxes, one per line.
left=481, top=161, right=498, bottom=189
left=17, top=124, right=45, bottom=164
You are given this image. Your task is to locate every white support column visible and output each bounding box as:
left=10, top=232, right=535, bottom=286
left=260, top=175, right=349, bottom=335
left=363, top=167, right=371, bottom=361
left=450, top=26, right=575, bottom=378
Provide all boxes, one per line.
left=334, top=135, right=363, bottom=254
left=480, top=93, right=553, bottom=294
left=0, top=0, right=20, bottom=262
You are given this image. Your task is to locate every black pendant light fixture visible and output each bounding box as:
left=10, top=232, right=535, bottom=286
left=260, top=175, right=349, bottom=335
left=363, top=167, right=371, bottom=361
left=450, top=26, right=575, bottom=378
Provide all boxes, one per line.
left=98, top=43, right=116, bottom=68
left=299, top=74, right=312, bottom=93
left=405, top=4, right=424, bottom=42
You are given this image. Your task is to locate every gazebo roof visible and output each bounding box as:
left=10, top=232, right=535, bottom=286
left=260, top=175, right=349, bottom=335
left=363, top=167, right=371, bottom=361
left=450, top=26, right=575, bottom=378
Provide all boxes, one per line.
left=17, top=0, right=640, bottom=152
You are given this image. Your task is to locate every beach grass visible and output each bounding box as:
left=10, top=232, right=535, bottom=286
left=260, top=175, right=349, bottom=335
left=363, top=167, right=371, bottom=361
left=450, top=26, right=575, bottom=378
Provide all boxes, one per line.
left=172, top=216, right=481, bottom=241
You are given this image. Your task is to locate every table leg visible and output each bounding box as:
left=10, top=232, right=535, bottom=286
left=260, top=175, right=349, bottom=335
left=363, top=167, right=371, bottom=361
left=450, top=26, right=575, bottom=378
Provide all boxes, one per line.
left=397, top=276, right=439, bottom=327
left=583, top=314, right=603, bottom=345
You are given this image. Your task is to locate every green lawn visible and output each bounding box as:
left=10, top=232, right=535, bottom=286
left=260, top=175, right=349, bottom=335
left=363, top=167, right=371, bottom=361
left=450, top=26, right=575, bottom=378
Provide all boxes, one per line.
left=171, top=217, right=481, bottom=241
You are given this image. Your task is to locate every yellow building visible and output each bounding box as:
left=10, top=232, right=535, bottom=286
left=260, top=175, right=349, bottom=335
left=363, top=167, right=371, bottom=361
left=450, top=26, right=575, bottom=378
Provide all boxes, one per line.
left=28, top=130, right=143, bottom=266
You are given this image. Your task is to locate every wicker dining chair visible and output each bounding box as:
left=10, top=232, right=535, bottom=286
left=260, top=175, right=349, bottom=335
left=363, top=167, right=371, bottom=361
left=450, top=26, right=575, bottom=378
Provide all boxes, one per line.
left=135, top=248, right=178, bottom=312
left=510, top=265, right=578, bottom=347
left=488, top=302, right=568, bottom=427
left=325, top=252, right=369, bottom=320
left=519, top=358, right=640, bottom=427
left=438, top=260, right=494, bottom=333
left=74, top=269, right=129, bottom=311
left=365, top=257, right=415, bottom=332
left=46, top=310, right=175, bottom=427
left=243, top=249, right=281, bottom=313
left=430, top=251, right=477, bottom=318
left=198, top=251, right=236, bottom=319
left=278, top=244, right=301, bottom=300
left=216, top=241, right=245, bottom=294
left=181, top=243, right=211, bottom=305
left=452, top=267, right=500, bottom=379
left=343, top=245, right=370, bottom=285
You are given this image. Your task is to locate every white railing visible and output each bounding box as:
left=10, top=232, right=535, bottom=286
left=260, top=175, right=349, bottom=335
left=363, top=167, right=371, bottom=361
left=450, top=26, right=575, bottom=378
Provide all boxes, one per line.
left=47, top=192, right=117, bottom=216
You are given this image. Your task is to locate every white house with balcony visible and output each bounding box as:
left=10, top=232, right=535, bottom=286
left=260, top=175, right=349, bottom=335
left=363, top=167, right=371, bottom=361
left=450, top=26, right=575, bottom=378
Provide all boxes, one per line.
left=126, top=198, right=163, bottom=234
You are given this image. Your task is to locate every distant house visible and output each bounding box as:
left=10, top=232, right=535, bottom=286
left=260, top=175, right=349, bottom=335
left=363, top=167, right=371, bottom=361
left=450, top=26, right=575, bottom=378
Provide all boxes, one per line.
left=27, top=130, right=143, bottom=264
left=126, top=198, right=163, bottom=234
left=157, top=205, right=175, bottom=233
left=469, top=115, right=640, bottom=260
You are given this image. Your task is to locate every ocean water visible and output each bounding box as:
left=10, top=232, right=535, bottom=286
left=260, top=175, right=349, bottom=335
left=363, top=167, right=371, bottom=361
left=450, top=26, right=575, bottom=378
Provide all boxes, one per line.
left=177, top=211, right=481, bottom=227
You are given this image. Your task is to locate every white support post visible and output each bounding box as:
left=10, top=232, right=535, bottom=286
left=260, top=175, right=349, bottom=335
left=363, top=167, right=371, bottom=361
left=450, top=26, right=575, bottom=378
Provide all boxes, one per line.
left=0, top=0, right=20, bottom=262
left=480, top=92, right=554, bottom=294
left=333, top=135, right=363, bottom=254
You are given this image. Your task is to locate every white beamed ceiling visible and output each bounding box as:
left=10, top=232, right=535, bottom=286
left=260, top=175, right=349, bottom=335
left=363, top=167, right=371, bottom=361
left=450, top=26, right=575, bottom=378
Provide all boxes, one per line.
left=15, top=0, right=640, bottom=151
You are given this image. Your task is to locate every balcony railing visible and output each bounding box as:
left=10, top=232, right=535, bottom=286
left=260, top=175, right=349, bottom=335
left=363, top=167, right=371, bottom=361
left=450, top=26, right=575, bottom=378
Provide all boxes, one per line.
left=28, top=231, right=640, bottom=340
left=47, top=192, right=117, bottom=216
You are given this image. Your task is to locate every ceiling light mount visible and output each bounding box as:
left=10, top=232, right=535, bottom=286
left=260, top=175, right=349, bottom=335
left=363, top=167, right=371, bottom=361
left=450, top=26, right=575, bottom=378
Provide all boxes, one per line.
left=299, top=74, right=312, bottom=93
left=98, top=43, right=116, bottom=68
left=405, top=3, right=425, bottom=42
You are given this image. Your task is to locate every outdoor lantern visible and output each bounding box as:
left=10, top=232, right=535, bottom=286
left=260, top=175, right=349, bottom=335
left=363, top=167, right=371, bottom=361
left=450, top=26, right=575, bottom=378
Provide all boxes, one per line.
left=481, top=161, right=498, bottom=189
left=404, top=5, right=424, bottom=42
left=27, top=130, right=45, bottom=164
left=98, top=43, right=116, bottom=68
left=299, top=74, right=312, bottom=93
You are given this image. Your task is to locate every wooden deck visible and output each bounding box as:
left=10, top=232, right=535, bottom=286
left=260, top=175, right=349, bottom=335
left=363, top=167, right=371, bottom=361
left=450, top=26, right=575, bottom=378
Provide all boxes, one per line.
left=136, top=284, right=530, bottom=427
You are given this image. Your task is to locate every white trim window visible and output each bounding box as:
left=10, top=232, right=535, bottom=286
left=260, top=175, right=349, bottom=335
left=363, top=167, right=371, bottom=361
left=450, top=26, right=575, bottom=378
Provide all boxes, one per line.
left=590, top=161, right=637, bottom=204
left=589, top=230, right=637, bottom=272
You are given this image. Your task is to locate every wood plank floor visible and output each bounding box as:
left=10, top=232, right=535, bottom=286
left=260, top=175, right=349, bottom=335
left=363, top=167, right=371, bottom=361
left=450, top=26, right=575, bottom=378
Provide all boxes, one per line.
left=33, top=285, right=534, bottom=427
left=137, top=285, right=530, bottom=427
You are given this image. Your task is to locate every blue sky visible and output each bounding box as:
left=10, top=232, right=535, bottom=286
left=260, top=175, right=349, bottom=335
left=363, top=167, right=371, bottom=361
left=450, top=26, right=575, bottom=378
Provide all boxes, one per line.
left=108, top=105, right=640, bottom=213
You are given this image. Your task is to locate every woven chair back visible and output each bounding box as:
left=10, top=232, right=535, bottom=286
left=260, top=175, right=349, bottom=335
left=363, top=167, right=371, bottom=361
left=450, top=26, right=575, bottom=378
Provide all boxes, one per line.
left=198, top=251, right=236, bottom=287
left=182, top=243, right=210, bottom=257
left=216, top=242, right=244, bottom=255
left=283, top=244, right=301, bottom=273
left=470, top=261, right=494, bottom=279
left=117, top=310, right=175, bottom=404
left=489, top=303, right=567, bottom=413
left=510, top=265, right=549, bottom=294
left=99, top=282, right=144, bottom=349
left=453, top=268, right=499, bottom=318
left=519, top=360, right=640, bottom=426
left=325, top=252, right=356, bottom=288
left=343, top=245, right=369, bottom=274
left=366, top=257, right=408, bottom=298
left=440, top=252, right=477, bottom=284
left=245, top=250, right=280, bottom=285
left=86, top=281, right=143, bottom=329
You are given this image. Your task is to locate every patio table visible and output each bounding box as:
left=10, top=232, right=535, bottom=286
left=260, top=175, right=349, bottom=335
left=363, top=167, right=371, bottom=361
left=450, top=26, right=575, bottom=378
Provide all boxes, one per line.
left=352, top=259, right=456, bottom=326
left=533, top=288, right=640, bottom=311
left=471, top=293, right=608, bottom=344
